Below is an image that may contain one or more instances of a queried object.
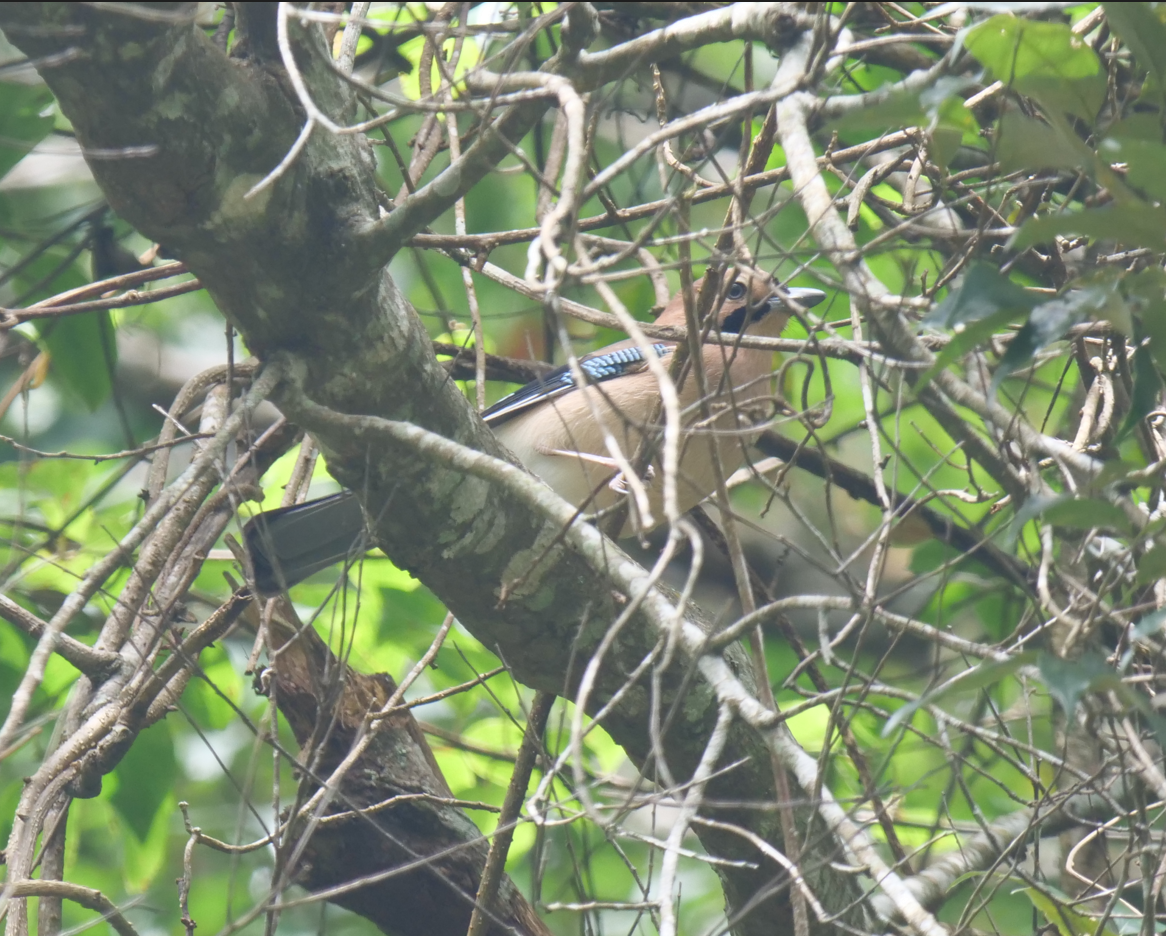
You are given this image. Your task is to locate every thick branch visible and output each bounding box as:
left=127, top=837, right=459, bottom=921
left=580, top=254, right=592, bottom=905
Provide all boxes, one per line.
left=259, top=598, right=552, bottom=936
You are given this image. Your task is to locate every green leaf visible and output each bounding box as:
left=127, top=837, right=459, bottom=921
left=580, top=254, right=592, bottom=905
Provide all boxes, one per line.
left=1101, top=135, right=1166, bottom=203
left=964, top=14, right=1103, bottom=118
left=1119, top=341, right=1164, bottom=439
left=921, top=77, right=984, bottom=166
left=1006, top=492, right=1132, bottom=545
left=1126, top=269, right=1166, bottom=372
left=1006, top=492, right=1064, bottom=548
left=928, top=124, right=963, bottom=170
left=1029, top=288, right=1114, bottom=345
left=882, top=651, right=1037, bottom=737
left=925, top=262, right=1039, bottom=328
left=918, top=74, right=978, bottom=113
left=1020, top=885, right=1122, bottom=936
left=1019, top=73, right=1106, bottom=122
left=919, top=263, right=1043, bottom=392
left=120, top=792, right=176, bottom=891
left=1038, top=651, right=1121, bottom=720
left=831, top=76, right=982, bottom=161
left=0, top=83, right=53, bottom=181
left=110, top=720, right=177, bottom=841
left=37, top=311, right=116, bottom=411
left=988, top=322, right=1037, bottom=389
left=965, top=16, right=1100, bottom=81
left=1002, top=104, right=1139, bottom=200
left=1106, top=113, right=1166, bottom=143
left=991, top=287, right=1113, bottom=391
left=181, top=645, right=242, bottom=730
left=997, top=110, right=1090, bottom=173
left=1133, top=607, right=1166, bottom=641
left=1095, top=459, right=1147, bottom=487
left=1104, top=2, right=1166, bottom=105
left=1012, top=204, right=1166, bottom=252
left=917, top=307, right=1017, bottom=391
left=1041, top=496, right=1133, bottom=534
left=829, top=90, right=927, bottom=134
left=1136, top=548, right=1166, bottom=586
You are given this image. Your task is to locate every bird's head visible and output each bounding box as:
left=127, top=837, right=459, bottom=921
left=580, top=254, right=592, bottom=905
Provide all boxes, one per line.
left=655, top=272, right=826, bottom=337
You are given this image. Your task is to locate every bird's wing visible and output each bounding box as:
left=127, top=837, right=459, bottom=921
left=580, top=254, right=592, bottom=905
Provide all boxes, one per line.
left=482, top=342, right=673, bottom=427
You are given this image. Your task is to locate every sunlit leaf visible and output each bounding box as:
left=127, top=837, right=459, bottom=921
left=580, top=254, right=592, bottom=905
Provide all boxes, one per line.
left=1020, top=885, right=1122, bottom=936
left=181, top=645, right=243, bottom=730
left=964, top=14, right=1103, bottom=118
left=120, top=792, right=177, bottom=891
left=397, top=35, right=480, bottom=100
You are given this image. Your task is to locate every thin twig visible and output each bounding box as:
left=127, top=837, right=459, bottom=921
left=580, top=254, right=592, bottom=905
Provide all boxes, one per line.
left=466, top=690, right=554, bottom=936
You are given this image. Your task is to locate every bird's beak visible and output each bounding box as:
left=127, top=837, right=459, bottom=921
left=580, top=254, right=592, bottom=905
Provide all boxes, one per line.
left=776, top=286, right=827, bottom=311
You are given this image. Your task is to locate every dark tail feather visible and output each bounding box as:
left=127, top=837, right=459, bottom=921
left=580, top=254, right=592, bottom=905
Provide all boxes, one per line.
left=243, top=491, right=366, bottom=593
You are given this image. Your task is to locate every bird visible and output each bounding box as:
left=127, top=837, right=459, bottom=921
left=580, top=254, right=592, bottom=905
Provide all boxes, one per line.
left=244, top=273, right=825, bottom=593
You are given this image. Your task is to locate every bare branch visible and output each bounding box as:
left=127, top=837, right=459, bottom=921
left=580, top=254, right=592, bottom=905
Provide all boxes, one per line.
left=2, top=881, right=141, bottom=936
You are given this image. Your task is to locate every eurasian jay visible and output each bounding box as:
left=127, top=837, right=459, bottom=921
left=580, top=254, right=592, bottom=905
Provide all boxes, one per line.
left=245, top=274, right=825, bottom=593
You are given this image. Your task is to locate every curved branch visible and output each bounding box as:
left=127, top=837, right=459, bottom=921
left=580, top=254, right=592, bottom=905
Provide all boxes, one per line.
left=0, top=595, right=121, bottom=678
left=2, top=881, right=140, bottom=936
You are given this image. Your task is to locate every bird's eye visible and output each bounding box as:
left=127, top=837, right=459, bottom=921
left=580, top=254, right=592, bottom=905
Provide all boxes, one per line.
left=727, top=282, right=746, bottom=300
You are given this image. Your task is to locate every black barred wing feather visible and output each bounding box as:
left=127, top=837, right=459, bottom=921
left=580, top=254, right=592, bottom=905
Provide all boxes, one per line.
left=482, top=343, right=671, bottom=427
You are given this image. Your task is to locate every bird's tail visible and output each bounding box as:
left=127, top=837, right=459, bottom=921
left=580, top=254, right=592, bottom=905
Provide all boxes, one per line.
left=243, top=491, right=366, bottom=594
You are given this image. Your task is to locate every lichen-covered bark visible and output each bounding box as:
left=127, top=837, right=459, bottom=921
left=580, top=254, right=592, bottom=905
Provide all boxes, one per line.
left=0, top=6, right=859, bottom=933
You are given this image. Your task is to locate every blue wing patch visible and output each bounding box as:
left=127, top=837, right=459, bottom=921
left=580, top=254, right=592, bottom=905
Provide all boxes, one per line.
left=483, top=343, right=671, bottom=427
